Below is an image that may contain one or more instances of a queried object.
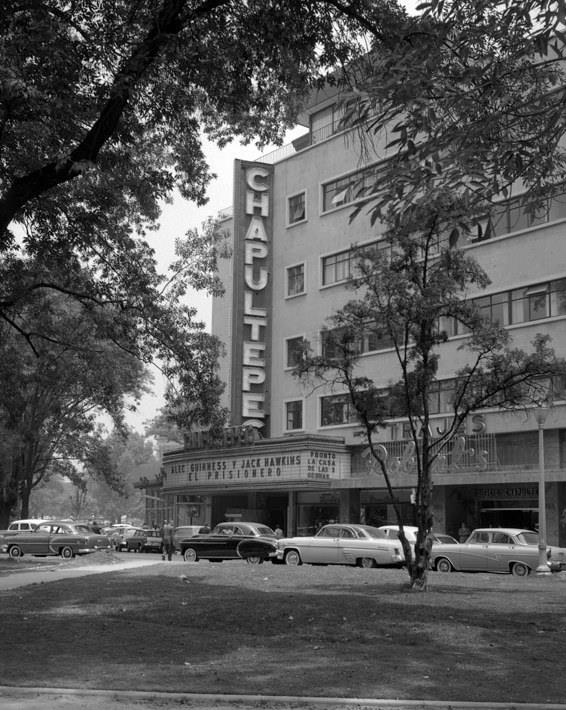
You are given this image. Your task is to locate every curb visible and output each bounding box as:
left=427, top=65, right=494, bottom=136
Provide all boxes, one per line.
left=2, top=687, right=566, bottom=710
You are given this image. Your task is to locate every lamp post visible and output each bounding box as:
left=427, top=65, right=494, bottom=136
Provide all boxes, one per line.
left=535, top=403, right=551, bottom=576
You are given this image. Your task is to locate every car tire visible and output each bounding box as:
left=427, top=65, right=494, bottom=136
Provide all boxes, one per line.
left=359, top=557, right=377, bottom=569
left=284, top=549, right=302, bottom=566
left=60, top=546, right=74, bottom=560
left=8, top=545, right=23, bottom=559
left=183, top=547, right=198, bottom=562
left=436, top=557, right=453, bottom=573
left=245, top=555, right=263, bottom=565
left=511, top=561, right=530, bottom=577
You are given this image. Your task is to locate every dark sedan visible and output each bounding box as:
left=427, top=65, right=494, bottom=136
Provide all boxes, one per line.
left=179, top=522, right=276, bottom=562
left=1, top=521, right=111, bottom=559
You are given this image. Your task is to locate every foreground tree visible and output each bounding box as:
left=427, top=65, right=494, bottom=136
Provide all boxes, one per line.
left=298, top=228, right=565, bottom=589
left=0, top=0, right=404, bottom=320
left=297, top=0, right=566, bottom=589
left=0, top=289, right=147, bottom=526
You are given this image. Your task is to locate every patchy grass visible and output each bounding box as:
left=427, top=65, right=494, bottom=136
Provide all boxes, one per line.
left=1, top=558, right=565, bottom=704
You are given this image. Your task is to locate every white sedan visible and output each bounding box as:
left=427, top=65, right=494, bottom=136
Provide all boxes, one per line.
left=271, top=523, right=404, bottom=568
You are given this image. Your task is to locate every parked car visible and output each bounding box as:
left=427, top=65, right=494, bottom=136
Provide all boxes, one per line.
left=180, top=521, right=276, bottom=563
left=140, top=529, right=163, bottom=553
left=430, top=527, right=566, bottom=576
left=377, top=525, right=459, bottom=561
left=1, top=520, right=111, bottom=559
left=104, top=524, right=137, bottom=550
left=123, top=528, right=150, bottom=552
left=433, top=533, right=459, bottom=544
left=174, top=525, right=209, bottom=551
left=250, top=523, right=405, bottom=568
left=6, top=518, right=46, bottom=532
left=0, top=519, right=46, bottom=547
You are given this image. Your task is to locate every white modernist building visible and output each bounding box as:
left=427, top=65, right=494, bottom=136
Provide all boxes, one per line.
left=145, top=83, right=566, bottom=545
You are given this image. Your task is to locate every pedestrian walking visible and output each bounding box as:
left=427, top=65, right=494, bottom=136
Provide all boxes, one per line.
left=161, top=520, right=175, bottom=561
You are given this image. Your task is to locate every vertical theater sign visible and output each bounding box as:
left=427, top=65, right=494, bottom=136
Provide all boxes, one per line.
left=231, top=161, right=273, bottom=437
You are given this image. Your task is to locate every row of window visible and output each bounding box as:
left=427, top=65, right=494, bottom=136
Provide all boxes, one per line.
left=284, top=374, right=566, bottom=430
left=285, top=394, right=357, bottom=431
left=289, top=232, right=566, bottom=297
left=288, top=159, right=566, bottom=228
left=440, top=278, right=566, bottom=337
left=285, top=277, right=566, bottom=355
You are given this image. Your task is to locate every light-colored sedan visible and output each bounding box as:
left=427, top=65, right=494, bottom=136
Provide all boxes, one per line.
left=271, top=523, right=404, bottom=568
left=430, top=527, right=564, bottom=576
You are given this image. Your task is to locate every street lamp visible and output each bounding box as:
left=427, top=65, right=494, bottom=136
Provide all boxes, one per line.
left=534, top=401, right=551, bottom=576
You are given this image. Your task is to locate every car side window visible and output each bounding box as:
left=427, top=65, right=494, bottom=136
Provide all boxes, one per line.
left=492, top=532, right=512, bottom=544
left=323, top=526, right=340, bottom=537
left=339, top=528, right=355, bottom=538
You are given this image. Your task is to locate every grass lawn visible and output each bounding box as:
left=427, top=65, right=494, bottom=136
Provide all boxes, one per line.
left=0, top=554, right=565, bottom=704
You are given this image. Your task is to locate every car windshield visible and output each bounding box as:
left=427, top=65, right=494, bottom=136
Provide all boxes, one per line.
left=73, top=525, right=90, bottom=533
left=254, top=526, right=275, bottom=536
left=358, top=526, right=388, bottom=539
left=516, top=531, right=538, bottom=545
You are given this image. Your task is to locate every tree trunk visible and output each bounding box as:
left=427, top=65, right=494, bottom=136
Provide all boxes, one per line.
left=409, top=536, right=432, bottom=590
left=0, top=485, right=18, bottom=528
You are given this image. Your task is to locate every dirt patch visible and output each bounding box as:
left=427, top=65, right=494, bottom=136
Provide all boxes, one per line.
left=1, top=560, right=565, bottom=704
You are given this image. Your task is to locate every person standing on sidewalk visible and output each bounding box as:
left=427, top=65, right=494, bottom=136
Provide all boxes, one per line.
left=161, top=520, right=175, bottom=561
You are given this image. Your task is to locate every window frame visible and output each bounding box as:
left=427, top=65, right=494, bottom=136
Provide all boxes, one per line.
left=285, top=335, right=306, bottom=370
left=287, top=190, right=307, bottom=227
left=285, top=262, right=306, bottom=299
left=319, top=392, right=358, bottom=428
left=320, top=162, right=386, bottom=214
left=284, top=398, right=304, bottom=432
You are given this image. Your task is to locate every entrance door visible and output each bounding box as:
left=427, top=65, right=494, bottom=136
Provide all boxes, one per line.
left=480, top=507, right=538, bottom=530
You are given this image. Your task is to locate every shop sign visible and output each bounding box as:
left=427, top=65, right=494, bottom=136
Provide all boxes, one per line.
left=475, top=486, right=538, bottom=499
left=363, top=433, right=493, bottom=476
left=162, top=448, right=348, bottom=488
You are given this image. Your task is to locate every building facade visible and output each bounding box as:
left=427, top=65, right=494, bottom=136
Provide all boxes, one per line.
left=144, top=85, right=566, bottom=545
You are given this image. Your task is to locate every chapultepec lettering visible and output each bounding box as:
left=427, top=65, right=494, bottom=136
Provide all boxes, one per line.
left=242, top=165, right=271, bottom=432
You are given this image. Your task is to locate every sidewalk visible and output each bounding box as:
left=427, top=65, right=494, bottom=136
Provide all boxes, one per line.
left=3, top=687, right=566, bottom=710
left=0, top=556, right=160, bottom=590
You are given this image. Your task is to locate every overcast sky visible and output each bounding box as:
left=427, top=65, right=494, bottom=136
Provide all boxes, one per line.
left=126, top=130, right=305, bottom=431
left=128, top=0, right=420, bottom=431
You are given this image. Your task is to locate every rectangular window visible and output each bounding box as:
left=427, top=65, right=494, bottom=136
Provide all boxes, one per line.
left=510, top=284, right=549, bottom=324
left=285, top=400, right=303, bottom=431
left=288, top=192, right=306, bottom=225
left=550, top=278, right=566, bottom=316
left=322, top=249, right=352, bottom=286
left=286, top=336, right=305, bottom=368
left=322, top=163, right=385, bottom=213
left=311, top=103, right=346, bottom=143
left=286, top=263, right=305, bottom=297
left=320, top=394, right=357, bottom=427
left=490, top=292, right=510, bottom=326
